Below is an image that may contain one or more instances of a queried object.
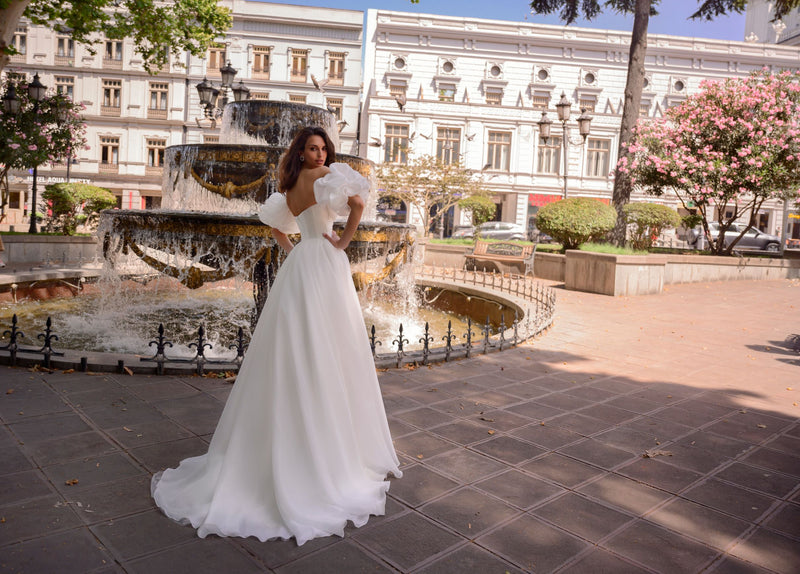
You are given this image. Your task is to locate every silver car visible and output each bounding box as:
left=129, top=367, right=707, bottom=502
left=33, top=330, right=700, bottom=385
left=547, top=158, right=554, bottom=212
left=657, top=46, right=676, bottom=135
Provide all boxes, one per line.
left=689, top=222, right=780, bottom=252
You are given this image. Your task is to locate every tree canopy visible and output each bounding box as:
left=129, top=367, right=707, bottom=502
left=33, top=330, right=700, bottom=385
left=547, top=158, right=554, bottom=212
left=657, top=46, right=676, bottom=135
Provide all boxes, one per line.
left=1, top=0, right=232, bottom=74
left=620, top=69, right=800, bottom=255
left=43, top=182, right=117, bottom=235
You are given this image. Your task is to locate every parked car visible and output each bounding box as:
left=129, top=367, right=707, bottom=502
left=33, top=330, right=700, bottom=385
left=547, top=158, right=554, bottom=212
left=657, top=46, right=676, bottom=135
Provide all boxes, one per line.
left=688, top=222, right=780, bottom=252
left=475, top=221, right=527, bottom=240
left=450, top=225, right=475, bottom=239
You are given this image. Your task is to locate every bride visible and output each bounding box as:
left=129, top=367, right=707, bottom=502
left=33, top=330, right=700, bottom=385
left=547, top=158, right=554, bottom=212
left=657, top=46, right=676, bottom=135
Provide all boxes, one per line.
left=151, top=126, right=402, bottom=546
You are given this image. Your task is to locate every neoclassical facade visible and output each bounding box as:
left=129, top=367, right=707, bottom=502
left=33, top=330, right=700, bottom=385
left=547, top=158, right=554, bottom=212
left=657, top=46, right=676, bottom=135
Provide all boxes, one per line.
left=361, top=9, right=800, bottom=236
left=2, top=0, right=363, bottom=231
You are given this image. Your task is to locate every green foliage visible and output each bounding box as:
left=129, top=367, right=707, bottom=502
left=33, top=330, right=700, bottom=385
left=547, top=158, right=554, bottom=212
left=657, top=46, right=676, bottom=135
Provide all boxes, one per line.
left=2, top=0, right=232, bottom=74
left=458, top=195, right=496, bottom=227
left=535, top=198, right=617, bottom=252
left=578, top=242, right=648, bottom=255
left=622, top=202, right=681, bottom=250
left=42, top=182, right=116, bottom=235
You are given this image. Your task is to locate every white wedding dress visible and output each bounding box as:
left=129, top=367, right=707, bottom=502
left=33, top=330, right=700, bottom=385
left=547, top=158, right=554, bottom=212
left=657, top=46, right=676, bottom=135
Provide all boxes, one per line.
left=151, top=163, right=402, bottom=545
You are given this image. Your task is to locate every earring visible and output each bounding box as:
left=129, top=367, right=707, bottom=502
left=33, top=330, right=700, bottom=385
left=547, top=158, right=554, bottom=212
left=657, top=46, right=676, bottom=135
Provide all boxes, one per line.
left=300, top=156, right=305, bottom=162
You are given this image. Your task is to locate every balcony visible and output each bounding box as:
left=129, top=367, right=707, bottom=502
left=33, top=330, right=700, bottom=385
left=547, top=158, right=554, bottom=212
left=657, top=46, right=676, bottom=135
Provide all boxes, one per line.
left=101, top=106, right=121, bottom=117
left=99, top=163, right=119, bottom=174
left=103, top=58, right=123, bottom=70
left=147, top=108, right=167, bottom=120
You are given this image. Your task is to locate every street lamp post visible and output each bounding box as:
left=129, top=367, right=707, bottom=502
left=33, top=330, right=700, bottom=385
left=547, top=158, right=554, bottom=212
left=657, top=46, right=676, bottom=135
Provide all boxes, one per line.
left=195, top=61, right=249, bottom=125
left=537, top=92, right=592, bottom=199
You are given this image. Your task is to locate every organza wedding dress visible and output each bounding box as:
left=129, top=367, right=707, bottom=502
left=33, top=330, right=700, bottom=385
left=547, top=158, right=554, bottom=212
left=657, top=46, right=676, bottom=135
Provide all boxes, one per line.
left=151, top=163, right=402, bottom=545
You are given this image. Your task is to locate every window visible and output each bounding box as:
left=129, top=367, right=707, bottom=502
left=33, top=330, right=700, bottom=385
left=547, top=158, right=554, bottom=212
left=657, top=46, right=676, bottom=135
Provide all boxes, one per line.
left=537, top=136, right=561, bottom=174
left=104, top=41, right=122, bottom=68
left=328, top=52, right=345, bottom=85
left=389, top=82, right=406, bottom=98
left=486, top=88, right=503, bottom=106
left=148, top=82, right=168, bottom=118
left=55, top=76, right=74, bottom=99
left=251, top=91, right=270, bottom=100
left=146, top=139, right=166, bottom=173
left=639, top=101, right=651, bottom=117
left=438, top=84, right=456, bottom=102
left=100, top=136, right=120, bottom=172
left=578, top=97, right=596, bottom=113
left=326, top=97, right=343, bottom=121
left=56, top=33, right=74, bottom=64
left=207, top=43, right=226, bottom=72
left=290, top=49, right=308, bottom=82
left=384, top=124, right=409, bottom=164
left=10, top=26, right=26, bottom=61
left=102, top=79, right=121, bottom=115
left=204, top=134, right=220, bottom=144
left=531, top=94, right=549, bottom=110
left=436, top=127, right=460, bottom=164
left=252, top=46, right=270, bottom=78
left=585, top=138, right=611, bottom=177
left=486, top=131, right=511, bottom=171
left=289, top=94, right=307, bottom=104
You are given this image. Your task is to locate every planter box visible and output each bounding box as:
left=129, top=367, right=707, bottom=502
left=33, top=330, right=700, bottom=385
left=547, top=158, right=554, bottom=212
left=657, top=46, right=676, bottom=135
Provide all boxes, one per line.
left=423, top=242, right=469, bottom=268
left=0, top=234, right=100, bottom=266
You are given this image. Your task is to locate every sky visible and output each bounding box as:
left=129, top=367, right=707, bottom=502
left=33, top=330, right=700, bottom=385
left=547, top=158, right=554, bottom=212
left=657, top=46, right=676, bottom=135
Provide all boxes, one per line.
left=260, top=0, right=749, bottom=42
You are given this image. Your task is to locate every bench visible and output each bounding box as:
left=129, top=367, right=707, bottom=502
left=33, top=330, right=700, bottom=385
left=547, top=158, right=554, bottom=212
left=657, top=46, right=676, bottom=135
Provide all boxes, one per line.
left=465, top=240, right=537, bottom=276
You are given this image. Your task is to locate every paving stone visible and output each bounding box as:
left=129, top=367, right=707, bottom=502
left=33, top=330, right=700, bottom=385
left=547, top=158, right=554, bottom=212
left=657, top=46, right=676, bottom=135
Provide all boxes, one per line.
left=386, top=417, right=416, bottom=438
left=0, top=383, right=70, bottom=419
left=82, top=401, right=167, bottom=430
left=741, top=447, right=800, bottom=477
left=705, top=416, right=786, bottom=445
left=522, top=453, right=604, bottom=488
left=130, top=380, right=201, bottom=402
left=624, top=416, right=694, bottom=441
left=648, top=498, right=752, bottom=550
left=558, top=548, right=651, bottom=574
left=269, top=540, right=390, bottom=573
left=558, top=439, right=637, bottom=469
left=44, top=372, right=119, bottom=393
left=432, top=380, right=485, bottom=397
left=577, top=403, right=640, bottom=424
left=765, top=434, right=800, bottom=456
left=586, top=379, right=642, bottom=395
left=394, top=431, right=457, bottom=460
left=430, top=419, right=495, bottom=445
left=578, top=474, right=671, bottom=516
left=92, top=509, right=201, bottom=560
left=352, top=513, right=461, bottom=572
left=25, top=430, right=118, bottom=466
left=125, top=537, right=263, bottom=574
left=477, top=513, right=588, bottom=573
left=505, top=401, right=565, bottom=421
left=63, top=474, right=156, bottom=524
left=651, top=402, right=733, bottom=428
left=434, top=398, right=495, bottom=417
left=466, top=390, right=520, bottom=408
left=675, top=430, right=753, bottom=459
left=467, top=409, right=531, bottom=431
left=106, top=419, right=194, bottom=448
left=604, top=520, right=718, bottom=573
left=462, top=372, right=516, bottom=389
left=382, top=393, right=420, bottom=415
left=536, top=392, right=594, bottom=411
left=510, top=423, right=583, bottom=450
left=762, top=503, right=800, bottom=538
left=617, top=458, right=703, bottom=493
left=424, top=449, right=506, bottom=483
left=420, top=487, right=520, bottom=538
left=238, top=530, right=339, bottom=569
left=605, top=395, right=661, bottom=415
left=0, top=494, right=83, bottom=546
left=384, top=464, right=458, bottom=507
left=714, top=463, right=798, bottom=498
left=8, top=411, right=92, bottom=443
left=729, top=528, right=800, bottom=574
left=533, top=492, right=634, bottom=542
left=657, top=443, right=731, bottom=474
left=153, top=394, right=225, bottom=435
left=0, top=425, right=16, bottom=448
left=470, top=435, right=545, bottom=465
left=546, top=413, right=615, bottom=435
left=705, top=556, right=774, bottom=574
left=66, top=386, right=140, bottom=409
left=682, top=478, right=776, bottom=522
left=0, top=528, right=116, bottom=574
left=43, top=452, right=145, bottom=494
left=129, top=437, right=209, bottom=473
left=394, top=407, right=455, bottom=429
left=475, top=469, right=563, bottom=510
left=415, top=542, right=525, bottom=574
left=0, top=444, right=34, bottom=475
left=561, top=386, right=618, bottom=403
left=499, top=382, right=550, bottom=400
left=0, top=469, right=53, bottom=506
left=593, top=427, right=662, bottom=454
left=629, top=387, right=692, bottom=405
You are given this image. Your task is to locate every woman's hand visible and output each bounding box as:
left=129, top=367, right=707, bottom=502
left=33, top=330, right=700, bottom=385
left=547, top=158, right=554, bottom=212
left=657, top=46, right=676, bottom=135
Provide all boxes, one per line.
left=272, top=229, right=294, bottom=253
left=324, top=194, right=364, bottom=251
left=323, top=231, right=348, bottom=250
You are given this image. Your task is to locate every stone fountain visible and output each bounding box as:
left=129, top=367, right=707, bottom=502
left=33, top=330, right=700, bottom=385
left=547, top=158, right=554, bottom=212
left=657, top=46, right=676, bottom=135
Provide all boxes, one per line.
left=99, top=101, right=414, bottom=315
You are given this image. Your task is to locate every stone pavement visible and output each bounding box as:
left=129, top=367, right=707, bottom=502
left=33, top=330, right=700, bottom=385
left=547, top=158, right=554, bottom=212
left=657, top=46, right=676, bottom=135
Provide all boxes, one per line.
left=0, top=279, right=798, bottom=573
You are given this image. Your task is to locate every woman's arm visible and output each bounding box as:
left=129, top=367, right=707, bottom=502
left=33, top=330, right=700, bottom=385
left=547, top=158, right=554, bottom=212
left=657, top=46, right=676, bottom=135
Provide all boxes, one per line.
left=323, top=195, right=364, bottom=250
left=272, top=228, right=294, bottom=253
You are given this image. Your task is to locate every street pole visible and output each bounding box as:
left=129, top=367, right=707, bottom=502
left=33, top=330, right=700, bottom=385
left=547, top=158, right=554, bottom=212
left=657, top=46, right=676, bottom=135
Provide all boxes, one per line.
left=29, top=164, right=38, bottom=234
left=562, top=123, right=569, bottom=199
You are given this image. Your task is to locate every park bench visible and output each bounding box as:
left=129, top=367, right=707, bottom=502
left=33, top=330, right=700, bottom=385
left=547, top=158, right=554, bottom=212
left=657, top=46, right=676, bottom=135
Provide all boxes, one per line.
left=465, top=239, right=536, bottom=276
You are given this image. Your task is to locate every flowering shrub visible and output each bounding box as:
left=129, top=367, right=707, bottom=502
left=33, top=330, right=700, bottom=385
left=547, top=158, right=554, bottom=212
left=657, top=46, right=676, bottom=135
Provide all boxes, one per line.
left=619, top=69, right=800, bottom=255
left=622, top=203, right=682, bottom=250
left=535, top=198, right=617, bottom=252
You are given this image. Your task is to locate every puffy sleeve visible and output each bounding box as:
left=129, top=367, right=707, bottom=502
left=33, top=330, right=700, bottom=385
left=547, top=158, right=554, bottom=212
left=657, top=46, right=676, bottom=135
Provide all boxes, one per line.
left=258, top=192, right=300, bottom=235
left=313, top=162, right=370, bottom=217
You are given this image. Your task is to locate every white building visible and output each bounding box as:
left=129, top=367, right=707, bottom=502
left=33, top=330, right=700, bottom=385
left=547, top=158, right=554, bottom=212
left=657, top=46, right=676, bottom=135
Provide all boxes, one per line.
left=362, top=9, right=800, bottom=236
left=745, top=0, right=800, bottom=44
left=1, top=0, right=363, bottom=231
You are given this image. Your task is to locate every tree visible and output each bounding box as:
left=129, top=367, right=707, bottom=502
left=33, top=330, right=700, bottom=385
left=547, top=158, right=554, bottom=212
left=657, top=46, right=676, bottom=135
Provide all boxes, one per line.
left=43, top=182, right=117, bottom=235
left=458, top=195, right=496, bottom=227
left=535, top=197, right=617, bottom=251
left=1, top=0, right=232, bottom=74
left=622, top=202, right=681, bottom=250
left=377, top=156, right=490, bottom=238
left=0, top=75, right=87, bottom=217
left=528, top=0, right=800, bottom=246
left=619, top=69, right=800, bottom=255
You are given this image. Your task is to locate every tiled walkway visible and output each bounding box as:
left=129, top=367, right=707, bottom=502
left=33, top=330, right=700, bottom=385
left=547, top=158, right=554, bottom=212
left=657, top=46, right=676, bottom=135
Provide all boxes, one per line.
left=1, top=279, right=798, bottom=573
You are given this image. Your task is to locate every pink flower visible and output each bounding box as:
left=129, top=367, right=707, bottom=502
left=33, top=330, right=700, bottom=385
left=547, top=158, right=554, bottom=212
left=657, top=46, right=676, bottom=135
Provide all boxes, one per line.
left=27, top=144, right=37, bottom=151
left=9, top=143, right=20, bottom=150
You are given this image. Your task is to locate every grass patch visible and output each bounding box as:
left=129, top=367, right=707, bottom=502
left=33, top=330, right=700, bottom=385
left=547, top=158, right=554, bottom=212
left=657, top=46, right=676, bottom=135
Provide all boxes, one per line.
left=0, top=231, right=92, bottom=237
left=578, top=242, right=648, bottom=255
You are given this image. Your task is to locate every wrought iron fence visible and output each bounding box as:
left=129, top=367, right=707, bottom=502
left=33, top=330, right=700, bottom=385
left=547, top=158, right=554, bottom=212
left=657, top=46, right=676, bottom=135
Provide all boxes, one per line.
left=0, top=266, right=555, bottom=373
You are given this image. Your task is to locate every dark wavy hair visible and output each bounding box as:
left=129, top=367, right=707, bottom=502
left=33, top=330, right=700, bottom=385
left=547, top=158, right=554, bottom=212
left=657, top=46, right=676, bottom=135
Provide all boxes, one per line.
left=278, top=126, right=336, bottom=193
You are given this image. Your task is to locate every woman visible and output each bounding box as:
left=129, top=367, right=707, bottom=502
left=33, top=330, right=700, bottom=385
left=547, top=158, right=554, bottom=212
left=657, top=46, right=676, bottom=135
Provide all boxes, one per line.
left=151, top=126, right=402, bottom=545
